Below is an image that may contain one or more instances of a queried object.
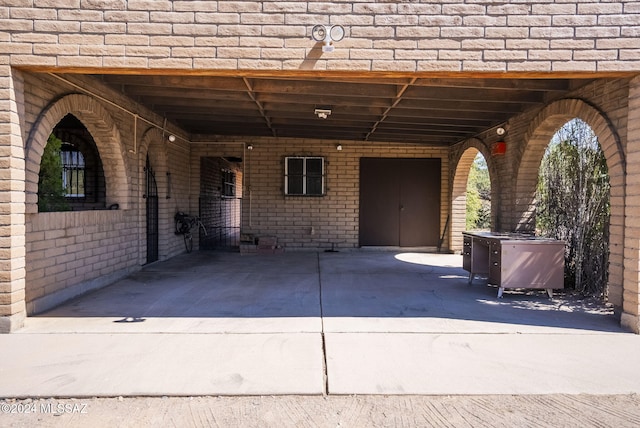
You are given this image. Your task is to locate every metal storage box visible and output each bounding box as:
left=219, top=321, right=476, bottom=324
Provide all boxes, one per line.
left=462, top=232, right=565, bottom=298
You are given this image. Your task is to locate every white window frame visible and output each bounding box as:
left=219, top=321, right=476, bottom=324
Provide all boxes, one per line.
left=284, top=156, right=325, bottom=196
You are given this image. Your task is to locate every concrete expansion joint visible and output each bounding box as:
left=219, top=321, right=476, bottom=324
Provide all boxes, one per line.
left=316, top=252, right=329, bottom=396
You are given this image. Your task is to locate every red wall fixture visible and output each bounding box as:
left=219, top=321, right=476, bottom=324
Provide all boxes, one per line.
left=491, top=141, right=506, bottom=156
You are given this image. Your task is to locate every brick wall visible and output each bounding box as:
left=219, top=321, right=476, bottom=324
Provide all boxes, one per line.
left=139, top=127, right=192, bottom=261
left=450, top=77, right=631, bottom=312
left=622, top=75, right=640, bottom=333
left=19, top=71, right=192, bottom=314
left=1, top=1, right=639, bottom=73
left=25, top=210, right=137, bottom=313
left=191, top=138, right=449, bottom=251
left=0, top=66, right=27, bottom=332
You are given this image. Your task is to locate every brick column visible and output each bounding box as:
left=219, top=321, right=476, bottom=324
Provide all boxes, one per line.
left=0, top=66, right=26, bottom=333
left=622, top=75, right=640, bottom=334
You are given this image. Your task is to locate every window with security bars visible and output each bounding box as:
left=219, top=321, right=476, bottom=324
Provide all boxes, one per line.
left=285, top=157, right=325, bottom=196
left=61, top=146, right=85, bottom=197
left=37, top=114, right=107, bottom=212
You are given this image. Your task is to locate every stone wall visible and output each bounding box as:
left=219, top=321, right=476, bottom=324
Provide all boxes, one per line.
left=0, top=66, right=27, bottom=332
left=1, top=1, right=639, bottom=73
left=25, top=210, right=136, bottom=313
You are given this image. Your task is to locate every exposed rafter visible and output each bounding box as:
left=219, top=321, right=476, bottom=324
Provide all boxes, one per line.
left=366, top=77, right=417, bottom=141
left=99, top=73, right=595, bottom=144
left=243, top=77, right=275, bottom=137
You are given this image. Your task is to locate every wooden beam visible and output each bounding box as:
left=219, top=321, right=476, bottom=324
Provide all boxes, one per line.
left=101, top=75, right=247, bottom=91
left=27, top=67, right=636, bottom=79
left=413, top=77, right=582, bottom=91
left=250, top=78, right=399, bottom=98
left=402, top=86, right=546, bottom=103
left=122, top=86, right=250, bottom=101
left=395, top=98, right=530, bottom=113
left=256, top=93, right=393, bottom=108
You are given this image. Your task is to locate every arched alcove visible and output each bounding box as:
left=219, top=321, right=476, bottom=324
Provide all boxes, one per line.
left=139, top=127, right=171, bottom=263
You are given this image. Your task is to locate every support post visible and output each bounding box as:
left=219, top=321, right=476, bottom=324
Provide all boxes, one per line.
left=0, top=66, right=26, bottom=333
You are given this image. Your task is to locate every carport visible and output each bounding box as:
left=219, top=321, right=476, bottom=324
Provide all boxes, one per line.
left=3, top=250, right=639, bottom=397
left=10, top=69, right=638, bottom=337
left=2, top=1, right=640, bottom=347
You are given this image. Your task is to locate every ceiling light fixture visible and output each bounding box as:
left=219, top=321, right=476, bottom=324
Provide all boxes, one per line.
left=315, top=108, right=331, bottom=119
left=311, top=24, right=345, bottom=53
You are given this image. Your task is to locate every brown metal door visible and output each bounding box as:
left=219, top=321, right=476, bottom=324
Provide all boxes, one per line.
left=359, top=158, right=399, bottom=246
left=398, top=158, right=441, bottom=246
left=359, top=158, right=440, bottom=247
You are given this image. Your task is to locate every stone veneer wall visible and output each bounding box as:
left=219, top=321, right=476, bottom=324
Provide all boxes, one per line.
left=1, top=1, right=639, bottom=74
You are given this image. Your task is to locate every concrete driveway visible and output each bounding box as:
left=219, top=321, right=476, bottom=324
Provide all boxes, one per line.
left=2, top=250, right=639, bottom=397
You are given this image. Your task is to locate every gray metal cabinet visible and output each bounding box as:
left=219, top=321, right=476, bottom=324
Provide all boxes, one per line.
left=462, top=233, right=490, bottom=277
left=462, top=232, right=565, bottom=298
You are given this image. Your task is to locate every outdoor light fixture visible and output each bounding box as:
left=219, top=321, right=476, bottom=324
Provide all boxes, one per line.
left=336, top=144, right=343, bottom=151
left=247, top=144, right=253, bottom=150
left=311, top=24, right=345, bottom=52
left=492, top=126, right=507, bottom=156
left=168, top=134, right=176, bottom=142
left=314, top=108, right=332, bottom=119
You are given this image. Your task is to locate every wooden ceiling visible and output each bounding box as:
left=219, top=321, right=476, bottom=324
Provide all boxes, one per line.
left=97, top=74, right=593, bottom=145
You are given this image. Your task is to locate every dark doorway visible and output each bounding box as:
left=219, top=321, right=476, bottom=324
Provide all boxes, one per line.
left=145, top=155, right=159, bottom=263
left=199, top=157, right=242, bottom=250
left=359, top=158, right=441, bottom=247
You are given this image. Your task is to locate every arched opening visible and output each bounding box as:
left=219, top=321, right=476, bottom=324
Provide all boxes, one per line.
left=536, top=118, right=610, bottom=297
left=518, top=99, right=624, bottom=311
left=25, top=93, right=130, bottom=213
left=145, top=154, right=159, bottom=264
left=37, top=114, right=107, bottom=212
left=466, top=152, right=491, bottom=232
left=139, top=127, right=174, bottom=262
left=24, top=94, right=133, bottom=316
left=450, top=141, right=495, bottom=253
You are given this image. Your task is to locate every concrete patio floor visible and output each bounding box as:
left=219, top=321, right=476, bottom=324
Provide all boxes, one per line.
left=1, top=250, right=639, bottom=397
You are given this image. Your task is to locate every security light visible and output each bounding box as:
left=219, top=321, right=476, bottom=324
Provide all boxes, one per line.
left=311, top=25, right=327, bottom=42
left=329, top=25, right=345, bottom=42
left=311, top=24, right=345, bottom=52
